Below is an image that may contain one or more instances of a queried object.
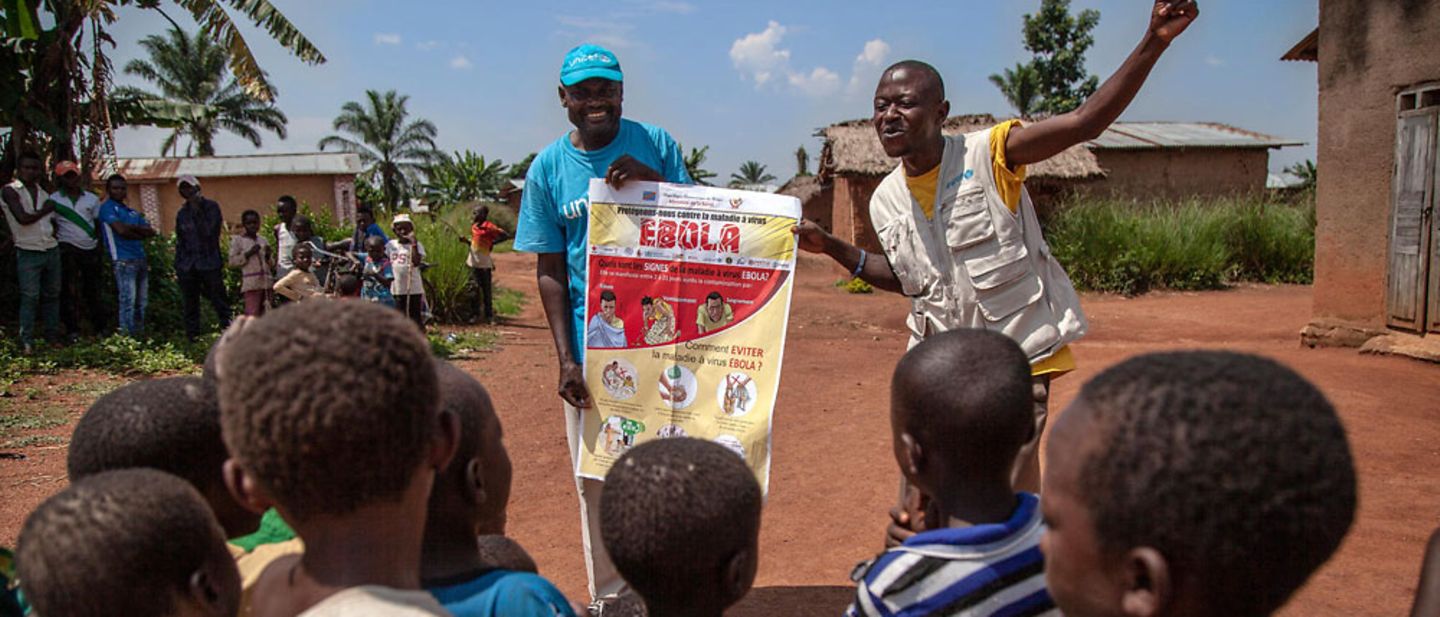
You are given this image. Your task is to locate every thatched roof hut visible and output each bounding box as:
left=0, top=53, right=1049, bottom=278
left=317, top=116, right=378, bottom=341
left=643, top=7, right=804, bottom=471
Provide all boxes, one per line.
left=816, top=114, right=1105, bottom=182
left=777, top=175, right=833, bottom=231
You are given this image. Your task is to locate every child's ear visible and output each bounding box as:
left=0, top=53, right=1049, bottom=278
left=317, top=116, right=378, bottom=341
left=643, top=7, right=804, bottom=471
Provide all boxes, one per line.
left=899, top=432, right=923, bottom=477
left=722, top=548, right=758, bottom=607
left=464, top=457, right=486, bottom=506
left=430, top=409, right=461, bottom=473
left=188, top=551, right=240, bottom=617
left=1119, top=546, right=1170, bottom=617
left=223, top=458, right=274, bottom=515
left=189, top=569, right=221, bottom=608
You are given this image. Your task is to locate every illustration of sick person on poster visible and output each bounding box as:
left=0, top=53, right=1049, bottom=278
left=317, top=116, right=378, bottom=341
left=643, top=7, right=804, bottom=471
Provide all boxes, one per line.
left=579, top=180, right=799, bottom=493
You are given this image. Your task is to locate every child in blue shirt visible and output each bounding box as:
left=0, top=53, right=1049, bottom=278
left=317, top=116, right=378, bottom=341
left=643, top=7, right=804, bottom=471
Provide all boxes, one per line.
left=423, top=361, right=577, bottom=617
left=361, top=235, right=396, bottom=307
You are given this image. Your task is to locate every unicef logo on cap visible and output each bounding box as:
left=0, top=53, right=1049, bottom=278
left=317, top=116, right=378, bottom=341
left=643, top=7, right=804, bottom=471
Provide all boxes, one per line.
left=568, top=52, right=613, bottom=68
left=561, top=44, right=624, bottom=86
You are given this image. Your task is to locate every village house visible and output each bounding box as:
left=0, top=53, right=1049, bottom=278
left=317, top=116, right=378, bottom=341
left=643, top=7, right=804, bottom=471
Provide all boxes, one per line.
left=1289, top=0, right=1440, bottom=352
left=107, top=152, right=362, bottom=233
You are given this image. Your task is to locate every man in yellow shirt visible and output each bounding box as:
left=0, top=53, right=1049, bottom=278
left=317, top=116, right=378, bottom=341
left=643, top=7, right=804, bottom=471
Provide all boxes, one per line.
left=796, top=1, right=1197, bottom=507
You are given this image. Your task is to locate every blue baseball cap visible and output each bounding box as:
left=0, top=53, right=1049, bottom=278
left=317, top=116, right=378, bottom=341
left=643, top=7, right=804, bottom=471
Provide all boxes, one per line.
left=560, top=44, right=623, bottom=86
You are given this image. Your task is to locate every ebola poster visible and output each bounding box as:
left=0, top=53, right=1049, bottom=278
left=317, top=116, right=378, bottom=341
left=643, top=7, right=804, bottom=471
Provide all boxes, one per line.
left=578, top=180, right=799, bottom=493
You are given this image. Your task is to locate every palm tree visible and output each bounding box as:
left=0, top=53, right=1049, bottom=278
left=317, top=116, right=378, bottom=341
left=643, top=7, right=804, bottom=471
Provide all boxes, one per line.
left=2, top=0, right=323, bottom=169
left=729, top=161, right=776, bottom=188
left=1284, top=159, right=1317, bottom=190
left=115, top=26, right=288, bottom=156
left=424, top=150, right=507, bottom=206
left=683, top=145, right=717, bottom=186
left=795, top=146, right=810, bottom=177
left=507, top=152, right=537, bottom=180
left=988, top=63, right=1042, bottom=119
left=319, top=90, right=443, bottom=209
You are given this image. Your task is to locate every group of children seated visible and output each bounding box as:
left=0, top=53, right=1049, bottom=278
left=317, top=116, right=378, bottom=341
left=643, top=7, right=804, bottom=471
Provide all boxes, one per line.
left=7, top=297, right=1376, bottom=617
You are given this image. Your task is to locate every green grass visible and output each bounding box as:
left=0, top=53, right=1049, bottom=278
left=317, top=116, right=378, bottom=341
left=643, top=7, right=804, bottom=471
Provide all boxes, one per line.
left=0, top=335, right=206, bottom=392
left=493, top=286, right=526, bottom=317
left=1045, top=195, right=1315, bottom=295
left=58, top=380, right=123, bottom=398
left=834, top=277, right=875, bottom=294
left=2, top=435, right=68, bottom=449
left=0, top=406, right=69, bottom=438
left=428, top=330, right=502, bottom=359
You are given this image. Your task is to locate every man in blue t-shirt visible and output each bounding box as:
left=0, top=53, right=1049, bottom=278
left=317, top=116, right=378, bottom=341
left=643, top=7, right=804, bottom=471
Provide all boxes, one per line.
left=96, top=174, right=156, bottom=336
left=512, top=43, right=690, bottom=605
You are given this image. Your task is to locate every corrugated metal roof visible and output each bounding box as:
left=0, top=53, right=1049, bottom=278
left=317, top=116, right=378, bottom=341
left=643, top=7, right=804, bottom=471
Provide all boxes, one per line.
left=109, top=152, right=363, bottom=182
left=1087, top=122, right=1304, bottom=150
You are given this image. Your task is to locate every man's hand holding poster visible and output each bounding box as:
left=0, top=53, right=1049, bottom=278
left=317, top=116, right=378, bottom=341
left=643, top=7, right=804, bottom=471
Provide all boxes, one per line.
left=580, top=180, right=799, bottom=493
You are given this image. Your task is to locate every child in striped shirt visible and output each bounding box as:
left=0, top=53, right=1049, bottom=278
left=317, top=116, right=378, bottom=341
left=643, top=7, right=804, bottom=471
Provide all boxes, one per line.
left=849, top=329, right=1056, bottom=617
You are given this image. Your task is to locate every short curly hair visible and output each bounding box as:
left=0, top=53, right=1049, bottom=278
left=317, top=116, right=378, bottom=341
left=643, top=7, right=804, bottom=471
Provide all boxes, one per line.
left=18, top=469, right=233, bottom=617
left=68, top=377, right=223, bottom=491
left=892, top=329, right=1032, bottom=476
left=218, top=298, right=439, bottom=521
left=601, top=438, right=761, bottom=609
left=1075, top=351, right=1356, bottom=616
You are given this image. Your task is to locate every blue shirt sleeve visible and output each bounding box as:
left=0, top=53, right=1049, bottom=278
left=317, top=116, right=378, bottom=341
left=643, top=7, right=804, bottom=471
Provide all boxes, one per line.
left=514, top=159, right=565, bottom=254
left=491, top=574, right=577, bottom=617
left=652, top=128, right=692, bottom=184
left=98, top=203, right=117, bottom=225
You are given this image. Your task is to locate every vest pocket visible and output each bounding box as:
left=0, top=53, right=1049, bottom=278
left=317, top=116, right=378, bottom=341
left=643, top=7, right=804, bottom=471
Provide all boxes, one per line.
left=878, top=221, right=931, bottom=297
left=964, top=242, right=1044, bottom=321
left=943, top=189, right=992, bottom=250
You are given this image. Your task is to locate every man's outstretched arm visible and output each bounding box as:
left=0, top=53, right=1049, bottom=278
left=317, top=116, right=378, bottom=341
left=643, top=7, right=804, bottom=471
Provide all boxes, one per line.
left=793, top=219, right=904, bottom=295
left=536, top=252, right=592, bottom=408
left=1006, top=1, right=1199, bottom=167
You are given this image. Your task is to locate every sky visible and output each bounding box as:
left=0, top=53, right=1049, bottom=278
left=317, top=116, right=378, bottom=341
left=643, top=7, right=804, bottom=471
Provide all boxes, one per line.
left=106, top=0, right=1321, bottom=182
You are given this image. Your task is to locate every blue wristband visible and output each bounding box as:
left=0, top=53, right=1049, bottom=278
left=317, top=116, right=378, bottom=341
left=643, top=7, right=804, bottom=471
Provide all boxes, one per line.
left=851, top=249, right=867, bottom=279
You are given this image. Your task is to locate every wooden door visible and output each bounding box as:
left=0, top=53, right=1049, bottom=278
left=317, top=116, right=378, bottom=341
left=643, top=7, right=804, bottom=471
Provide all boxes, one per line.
left=1430, top=112, right=1440, bottom=334
left=1387, top=111, right=1436, bottom=332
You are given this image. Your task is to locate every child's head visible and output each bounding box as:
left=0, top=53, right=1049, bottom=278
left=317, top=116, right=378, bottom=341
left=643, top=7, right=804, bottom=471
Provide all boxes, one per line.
left=601, top=438, right=761, bottom=613
left=475, top=535, right=537, bottom=573
left=292, top=243, right=314, bottom=273
left=393, top=214, right=415, bottom=237
left=336, top=273, right=361, bottom=297
left=1041, top=351, right=1356, bottom=617
left=68, top=376, right=260, bottom=538
left=472, top=205, right=490, bottom=225
left=18, top=469, right=240, bottom=617
left=292, top=215, right=314, bottom=242
left=365, top=234, right=387, bottom=259
left=425, top=360, right=512, bottom=537
left=217, top=299, right=454, bottom=526
left=276, top=195, right=297, bottom=222
left=240, top=210, right=261, bottom=236
left=890, top=329, right=1032, bottom=497
left=356, top=203, right=375, bottom=228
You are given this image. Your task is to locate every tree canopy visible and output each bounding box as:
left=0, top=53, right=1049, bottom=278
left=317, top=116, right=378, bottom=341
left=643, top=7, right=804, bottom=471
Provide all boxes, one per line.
left=117, top=26, right=288, bottom=156
left=319, top=89, right=443, bottom=210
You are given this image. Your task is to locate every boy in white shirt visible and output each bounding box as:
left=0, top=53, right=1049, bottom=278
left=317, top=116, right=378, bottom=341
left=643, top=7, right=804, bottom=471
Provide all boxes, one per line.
left=387, top=213, right=428, bottom=330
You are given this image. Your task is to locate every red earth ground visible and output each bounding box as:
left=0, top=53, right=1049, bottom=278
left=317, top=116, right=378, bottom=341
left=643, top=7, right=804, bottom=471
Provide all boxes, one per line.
left=2, top=250, right=1437, bottom=616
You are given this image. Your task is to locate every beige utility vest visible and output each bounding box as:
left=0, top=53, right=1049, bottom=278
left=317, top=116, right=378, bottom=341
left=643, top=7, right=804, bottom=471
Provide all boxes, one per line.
left=869, top=129, right=1087, bottom=361
left=2, top=179, right=56, bottom=252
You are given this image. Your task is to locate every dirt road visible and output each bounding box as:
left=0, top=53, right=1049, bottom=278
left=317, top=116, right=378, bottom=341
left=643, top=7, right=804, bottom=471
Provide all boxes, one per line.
left=1, top=250, right=1435, bottom=615
left=473, top=252, right=1439, bottom=616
